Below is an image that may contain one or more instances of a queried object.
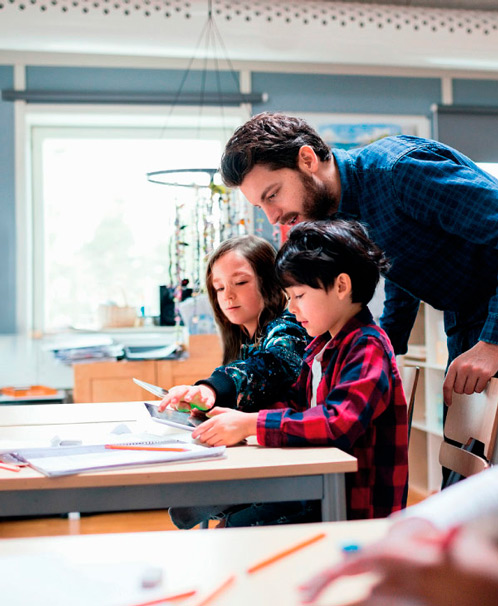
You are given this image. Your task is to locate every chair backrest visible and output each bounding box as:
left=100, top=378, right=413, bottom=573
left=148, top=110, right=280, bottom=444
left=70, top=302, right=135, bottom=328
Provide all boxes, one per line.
left=403, top=366, right=420, bottom=443
left=439, top=377, right=498, bottom=478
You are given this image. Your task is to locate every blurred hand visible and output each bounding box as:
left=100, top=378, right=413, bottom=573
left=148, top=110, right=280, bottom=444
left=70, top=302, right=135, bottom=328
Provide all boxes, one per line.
left=299, top=516, right=498, bottom=606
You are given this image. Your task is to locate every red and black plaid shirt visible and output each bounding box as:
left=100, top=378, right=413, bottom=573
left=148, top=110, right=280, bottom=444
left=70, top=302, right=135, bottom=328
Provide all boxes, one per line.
left=256, top=308, right=409, bottom=520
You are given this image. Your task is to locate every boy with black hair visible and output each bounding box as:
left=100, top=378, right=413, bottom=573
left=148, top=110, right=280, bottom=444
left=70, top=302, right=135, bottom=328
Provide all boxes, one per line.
left=192, top=220, right=408, bottom=524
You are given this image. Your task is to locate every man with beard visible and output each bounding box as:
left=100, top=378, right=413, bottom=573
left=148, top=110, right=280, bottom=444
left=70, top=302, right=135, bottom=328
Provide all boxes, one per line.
left=220, top=112, right=498, bottom=484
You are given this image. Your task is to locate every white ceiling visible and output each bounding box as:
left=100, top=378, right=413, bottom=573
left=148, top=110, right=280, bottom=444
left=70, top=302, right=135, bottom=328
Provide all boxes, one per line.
left=1, top=0, right=498, bottom=74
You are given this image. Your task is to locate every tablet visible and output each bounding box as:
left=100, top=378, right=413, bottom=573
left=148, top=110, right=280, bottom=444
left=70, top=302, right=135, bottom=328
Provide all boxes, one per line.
left=144, top=402, right=207, bottom=431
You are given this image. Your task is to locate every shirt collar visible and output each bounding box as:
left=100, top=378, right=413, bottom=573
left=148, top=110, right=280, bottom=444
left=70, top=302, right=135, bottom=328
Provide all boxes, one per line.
left=304, top=306, right=374, bottom=359
left=332, top=148, right=361, bottom=220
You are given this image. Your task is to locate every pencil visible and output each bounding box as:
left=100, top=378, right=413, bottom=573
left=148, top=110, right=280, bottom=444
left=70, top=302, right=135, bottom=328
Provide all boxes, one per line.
left=126, top=588, right=197, bottom=606
left=193, top=574, right=236, bottom=606
left=104, top=445, right=189, bottom=452
left=419, top=525, right=460, bottom=551
left=247, top=532, right=327, bottom=574
left=0, top=463, right=22, bottom=472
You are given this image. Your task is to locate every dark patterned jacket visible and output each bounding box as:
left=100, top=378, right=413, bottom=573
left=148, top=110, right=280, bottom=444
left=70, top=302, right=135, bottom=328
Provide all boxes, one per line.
left=196, top=310, right=309, bottom=412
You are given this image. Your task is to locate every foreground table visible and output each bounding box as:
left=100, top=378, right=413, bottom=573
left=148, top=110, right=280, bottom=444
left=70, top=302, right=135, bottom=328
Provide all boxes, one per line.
left=0, top=519, right=389, bottom=606
left=0, top=402, right=357, bottom=521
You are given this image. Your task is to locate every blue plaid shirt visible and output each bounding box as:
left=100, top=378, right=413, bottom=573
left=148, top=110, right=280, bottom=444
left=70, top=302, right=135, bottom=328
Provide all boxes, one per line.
left=333, top=135, right=498, bottom=354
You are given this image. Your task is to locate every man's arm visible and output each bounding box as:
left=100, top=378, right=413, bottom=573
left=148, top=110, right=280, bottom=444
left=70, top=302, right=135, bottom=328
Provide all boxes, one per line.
left=393, top=149, right=498, bottom=403
left=379, top=279, right=420, bottom=355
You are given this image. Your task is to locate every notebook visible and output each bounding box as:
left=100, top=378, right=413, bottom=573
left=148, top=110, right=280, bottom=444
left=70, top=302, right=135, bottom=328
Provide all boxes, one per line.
left=12, top=438, right=225, bottom=477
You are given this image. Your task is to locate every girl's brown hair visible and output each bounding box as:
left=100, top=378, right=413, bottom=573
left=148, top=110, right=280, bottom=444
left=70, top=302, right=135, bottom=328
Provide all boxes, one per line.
left=206, top=235, right=287, bottom=364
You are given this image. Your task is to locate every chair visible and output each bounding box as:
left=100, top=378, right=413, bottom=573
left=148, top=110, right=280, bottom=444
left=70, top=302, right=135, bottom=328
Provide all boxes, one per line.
left=439, top=377, right=498, bottom=479
left=403, top=366, right=420, bottom=443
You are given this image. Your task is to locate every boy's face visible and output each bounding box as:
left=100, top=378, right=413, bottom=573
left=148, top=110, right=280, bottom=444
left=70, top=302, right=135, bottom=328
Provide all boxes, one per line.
left=285, top=275, right=357, bottom=338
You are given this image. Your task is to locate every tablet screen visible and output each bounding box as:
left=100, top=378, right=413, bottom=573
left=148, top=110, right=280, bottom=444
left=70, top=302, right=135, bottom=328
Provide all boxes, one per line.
left=144, top=402, right=207, bottom=431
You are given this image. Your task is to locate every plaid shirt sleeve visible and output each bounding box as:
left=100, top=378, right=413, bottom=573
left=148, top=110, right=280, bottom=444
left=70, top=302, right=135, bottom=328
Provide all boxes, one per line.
left=256, top=334, right=393, bottom=447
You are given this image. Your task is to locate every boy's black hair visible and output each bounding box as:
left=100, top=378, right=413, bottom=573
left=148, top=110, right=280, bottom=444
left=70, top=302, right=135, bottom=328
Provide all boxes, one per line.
left=275, top=220, right=390, bottom=306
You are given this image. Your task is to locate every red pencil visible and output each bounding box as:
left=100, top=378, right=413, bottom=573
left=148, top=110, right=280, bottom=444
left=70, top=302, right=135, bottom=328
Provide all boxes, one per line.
left=0, top=463, right=22, bottom=472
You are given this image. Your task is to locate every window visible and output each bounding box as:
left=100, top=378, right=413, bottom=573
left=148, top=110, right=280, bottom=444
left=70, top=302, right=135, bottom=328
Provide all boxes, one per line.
left=30, top=117, right=249, bottom=332
left=479, top=163, right=498, bottom=180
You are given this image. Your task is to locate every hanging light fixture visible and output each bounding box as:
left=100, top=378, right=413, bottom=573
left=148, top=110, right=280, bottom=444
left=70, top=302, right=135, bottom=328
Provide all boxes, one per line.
left=146, top=0, right=267, bottom=189
left=147, top=168, right=220, bottom=188
left=147, top=0, right=267, bottom=308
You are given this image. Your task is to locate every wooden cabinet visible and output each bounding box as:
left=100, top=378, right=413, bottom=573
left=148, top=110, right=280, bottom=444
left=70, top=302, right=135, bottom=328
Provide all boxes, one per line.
left=73, top=334, right=223, bottom=403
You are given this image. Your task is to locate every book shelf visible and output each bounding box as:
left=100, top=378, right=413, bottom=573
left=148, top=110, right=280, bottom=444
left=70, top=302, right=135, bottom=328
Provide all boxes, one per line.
left=399, top=302, right=447, bottom=496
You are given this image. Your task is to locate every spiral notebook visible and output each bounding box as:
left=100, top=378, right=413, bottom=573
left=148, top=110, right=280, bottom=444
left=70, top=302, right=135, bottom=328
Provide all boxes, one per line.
left=12, top=439, right=225, bottom=477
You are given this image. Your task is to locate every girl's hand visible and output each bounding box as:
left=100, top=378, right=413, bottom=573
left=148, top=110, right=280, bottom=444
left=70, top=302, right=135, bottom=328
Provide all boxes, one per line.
left=192, top=408, right=258, bottom=447
left=158, top=385, right=192, bottom=412
left=158, top=384, right=216, bottom=412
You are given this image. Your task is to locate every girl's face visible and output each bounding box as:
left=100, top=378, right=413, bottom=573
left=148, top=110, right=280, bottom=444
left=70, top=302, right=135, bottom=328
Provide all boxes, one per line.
left=211, top=249, right=265, bottom=338
left=285, top=274, right=359, bottom=338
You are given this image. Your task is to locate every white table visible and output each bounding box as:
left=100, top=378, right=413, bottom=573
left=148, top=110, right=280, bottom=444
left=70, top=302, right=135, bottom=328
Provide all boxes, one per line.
left=0, top=402, right=357, bottom=521
left=0, top=519, right=389, bottom=606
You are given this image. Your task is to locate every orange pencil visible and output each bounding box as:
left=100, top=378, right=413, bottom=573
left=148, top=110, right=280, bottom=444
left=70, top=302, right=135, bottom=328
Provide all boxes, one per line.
left=193, top=574, right=236, bottom=606
left=126, top=588, right=197, bottom=606
left=105, top=445, right=189, bottom=452
left=0, top=463, right=22, bottom=472
left=247, top=532, right=326, bottom=574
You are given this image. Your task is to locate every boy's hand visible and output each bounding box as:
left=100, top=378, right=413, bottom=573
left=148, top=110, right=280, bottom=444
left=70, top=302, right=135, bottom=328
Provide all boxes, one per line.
left=192, top=408, right=258, bottom=447
left=158, top=384, right=216, bottom=412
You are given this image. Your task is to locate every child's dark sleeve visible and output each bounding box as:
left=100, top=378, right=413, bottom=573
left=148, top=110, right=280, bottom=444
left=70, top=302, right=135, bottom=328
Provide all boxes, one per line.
left=256, top=335, right=396, bottom=448
left=195, top=312, right=309, bottom=412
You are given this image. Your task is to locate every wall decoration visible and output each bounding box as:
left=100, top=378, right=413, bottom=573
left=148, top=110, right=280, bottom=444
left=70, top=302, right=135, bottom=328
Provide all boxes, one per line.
left=297, top=113, right=431, bottom=149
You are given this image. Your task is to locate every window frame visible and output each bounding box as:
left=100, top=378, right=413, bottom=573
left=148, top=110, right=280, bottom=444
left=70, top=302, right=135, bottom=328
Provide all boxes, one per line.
left=23, top=104, right=248, bottom=333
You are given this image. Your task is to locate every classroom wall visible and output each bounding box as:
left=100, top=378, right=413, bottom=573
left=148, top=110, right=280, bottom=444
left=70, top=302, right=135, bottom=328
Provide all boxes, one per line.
left=1, top=61, right=498, bottom=333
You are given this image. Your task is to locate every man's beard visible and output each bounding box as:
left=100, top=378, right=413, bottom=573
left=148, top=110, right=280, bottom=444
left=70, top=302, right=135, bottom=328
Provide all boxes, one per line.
left=299, top=171, right=339, bottom=221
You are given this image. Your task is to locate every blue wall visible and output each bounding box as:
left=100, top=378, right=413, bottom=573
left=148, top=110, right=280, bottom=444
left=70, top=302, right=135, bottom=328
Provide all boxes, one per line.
left=252, top=72, right=441, bottom=115
left=0, top=64, right=496, bottom=333
left=26, top=66, right=240, bottom=94
left=452, top=78, right=498, bottom=106
left=0, top=65, right=16, bottom=334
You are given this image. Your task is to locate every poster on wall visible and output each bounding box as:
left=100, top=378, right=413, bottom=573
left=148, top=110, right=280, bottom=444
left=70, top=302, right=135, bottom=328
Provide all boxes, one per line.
left=294, top=113, right=431, bottom=150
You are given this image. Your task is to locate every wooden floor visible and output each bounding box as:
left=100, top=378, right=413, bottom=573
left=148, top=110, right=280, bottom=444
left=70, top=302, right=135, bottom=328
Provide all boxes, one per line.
left=0, top=488, right=427, bottom=539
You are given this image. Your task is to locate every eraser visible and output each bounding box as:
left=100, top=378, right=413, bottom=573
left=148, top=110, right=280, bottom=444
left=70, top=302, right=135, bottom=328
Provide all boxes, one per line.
left=141, top=566, right=164, bottom=589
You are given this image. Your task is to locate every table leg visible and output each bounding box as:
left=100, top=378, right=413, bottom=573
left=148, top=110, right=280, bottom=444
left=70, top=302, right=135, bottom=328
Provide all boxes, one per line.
left=322, top=473, right=347, bottom=521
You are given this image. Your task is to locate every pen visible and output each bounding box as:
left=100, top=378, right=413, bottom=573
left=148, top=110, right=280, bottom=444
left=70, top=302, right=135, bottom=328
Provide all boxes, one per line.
left=104, top=445, right=189, bottom=452
left=247, top=532, right=327, bottom=574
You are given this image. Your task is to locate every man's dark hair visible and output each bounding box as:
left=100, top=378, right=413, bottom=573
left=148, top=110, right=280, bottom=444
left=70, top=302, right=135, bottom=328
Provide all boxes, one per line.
left=275, top=220, right=390, bottom=306
left=220, top=112, right=332, bottom=187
